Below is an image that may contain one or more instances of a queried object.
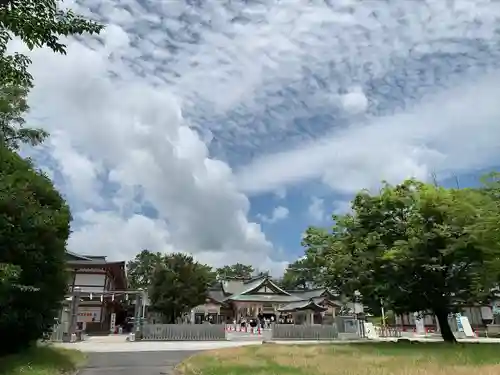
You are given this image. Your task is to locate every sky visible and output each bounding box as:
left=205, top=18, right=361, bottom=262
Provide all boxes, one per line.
left=12, top=0, right=500, bottom=276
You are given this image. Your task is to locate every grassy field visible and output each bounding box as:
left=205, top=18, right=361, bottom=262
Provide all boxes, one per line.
left=0, top=346, right=86, bottom=375
left=176, top=342, right=500, bottom=375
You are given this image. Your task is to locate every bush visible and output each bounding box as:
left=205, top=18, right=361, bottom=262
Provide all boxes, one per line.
left=0, top=146, right=71, bottom=355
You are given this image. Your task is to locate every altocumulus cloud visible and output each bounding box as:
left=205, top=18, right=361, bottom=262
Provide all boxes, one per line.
left=11, top=0, right=500, bottom=274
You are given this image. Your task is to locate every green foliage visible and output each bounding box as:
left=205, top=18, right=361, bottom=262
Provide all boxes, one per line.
left=0, top=0, right=103, bottom=150
left=216, top=263, right=254, bottom=280
left=303, top=178, right=500, bottom=343
left=126, top=249, right=164, bottom=290
left=149, top=253, right=216, bottom=323
left=0, top=145, right=71, bottom=354
left=278, top=253, right=325, bottom=290
left=0, top=84, right=48, bottom=150
left=0, top=0, right=103, bottom=88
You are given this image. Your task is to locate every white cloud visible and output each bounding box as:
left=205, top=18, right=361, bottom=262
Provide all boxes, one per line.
left=308, top=197, right=326, bottom=223
left=333, top=200, right=353, bottom=216
left=236, top=72, right=500, bottom=195
left=274, top=188, right=287, bottom=200
left=340, top=87, right=368, bottom=115
left=22, top=29, right=287, bottom=273
left=258, top=206, right=290, bottom=224
left=11, top=0, right=500, bottom=277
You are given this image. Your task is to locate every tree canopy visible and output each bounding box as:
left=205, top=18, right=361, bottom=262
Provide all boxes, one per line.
left=126, top=249, right=164, bottom=290
left=0, top=0, right=103, bottom=149
left=0, top=145, right=71, bottom=354
left=303, top=179, right=500, bottom=343
left=148, top=253, right=216, bottom=323
left=215, top=263, right=254, bottom=280
left=278, top=251, right=325, bottom=290
left=0, top=0, right=103, bottom=88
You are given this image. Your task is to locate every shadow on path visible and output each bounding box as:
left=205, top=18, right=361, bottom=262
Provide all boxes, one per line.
left=79, top=351, right=198, bottom=375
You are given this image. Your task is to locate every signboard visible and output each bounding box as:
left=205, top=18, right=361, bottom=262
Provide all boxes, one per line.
left=459, top=316, right=474, bottom=337
left=456, top=313, right=464, bottom=332
left=77, top=307, right=101, bottom=323
left=493, top=302, right=500, bottom=315
left=363, top=322, right=378, bottom=339
left=110, top=313, right=116, bottom=333
left=414, top=312, right=425, bottom=335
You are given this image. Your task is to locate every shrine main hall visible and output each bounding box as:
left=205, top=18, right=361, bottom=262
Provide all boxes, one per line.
left=190, top=274, right=351, bottom=325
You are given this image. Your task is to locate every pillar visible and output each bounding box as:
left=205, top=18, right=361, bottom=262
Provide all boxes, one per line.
left=68, top=287, right=81, bottom=341
left=132, top=293, right=142, bottom=333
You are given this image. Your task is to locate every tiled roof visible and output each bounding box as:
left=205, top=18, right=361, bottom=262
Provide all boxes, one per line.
left=278, top=299, right=328, bottom=312
left=229, top=294, right=302, bottom=302
left=207, top=289, right=226, bottom=303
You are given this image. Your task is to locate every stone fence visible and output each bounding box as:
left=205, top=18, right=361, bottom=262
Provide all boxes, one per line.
left=141, top=323, right=226, bottom=341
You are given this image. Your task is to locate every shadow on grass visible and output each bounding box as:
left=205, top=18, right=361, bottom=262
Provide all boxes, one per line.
left=0, top=346, right=85, bottom=375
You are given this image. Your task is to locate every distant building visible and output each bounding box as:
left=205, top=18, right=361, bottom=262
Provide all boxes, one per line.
left=65, top=251, right=128, bottom=333
left=189, top=274, right=362, bottom=324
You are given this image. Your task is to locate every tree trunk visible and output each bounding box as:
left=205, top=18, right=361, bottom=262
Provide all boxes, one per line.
left=434, top=308, right=457, bottom=343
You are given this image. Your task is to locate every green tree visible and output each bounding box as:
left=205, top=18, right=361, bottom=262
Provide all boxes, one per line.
left=149, top=253, right=216, bottom=323
left=278, top=252, right=325, bottom=290
left=216, top=263, right=254, bottom=280
left=303, top=179, right=500, bottom=343
left=0, top=0, right=103, bottom=88
left=0, top=84, right=48, bottom=150
left=0, top=145, right=71, bottom=354
left=0, top=0, right=103, bottom=148
left=126, top=249, right=164, bottom=290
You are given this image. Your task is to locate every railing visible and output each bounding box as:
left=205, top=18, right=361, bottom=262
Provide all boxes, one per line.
left=271, top=324, right=339, bottom=340
left=375, top=326, right=402, bottom=337
left=141, top=324, right=226, bottom=341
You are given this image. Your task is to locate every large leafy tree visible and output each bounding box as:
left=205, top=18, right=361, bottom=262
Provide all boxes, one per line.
left=303, top=179, right=500, bottom=343
left=0, top=0, right=103, bottom=148
left=0, top=145, right=71, bottom=354
left=215, top=263, right=254, bottom=280
left=149, top=253, right=216, bottom=323
left=126, top=249, right=164, bottom=290
left=278, top=249, right=326, bottom=290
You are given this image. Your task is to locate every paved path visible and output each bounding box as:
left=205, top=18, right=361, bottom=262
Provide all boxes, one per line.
left=54, top=339, right=262, bottom=352
left=79, top=351, right=195, bottom=375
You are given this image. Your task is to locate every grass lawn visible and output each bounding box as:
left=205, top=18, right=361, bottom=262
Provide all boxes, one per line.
left=176, top=342, right=500, bottom=375
left=0, top=346, right=86, bottom=375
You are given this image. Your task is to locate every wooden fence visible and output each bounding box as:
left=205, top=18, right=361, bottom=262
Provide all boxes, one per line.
left=271, top=324, right=339, bottom=340
left=141, top=324, right=227, bottom=341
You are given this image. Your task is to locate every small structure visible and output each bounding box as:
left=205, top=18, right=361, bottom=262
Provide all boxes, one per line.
left=278, top=299, right=328, bottom=325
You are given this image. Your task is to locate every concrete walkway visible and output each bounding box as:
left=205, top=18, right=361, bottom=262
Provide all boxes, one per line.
left=79, top=351, right=195, bottom=375
left=54, top=339, right=262, bottom=352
